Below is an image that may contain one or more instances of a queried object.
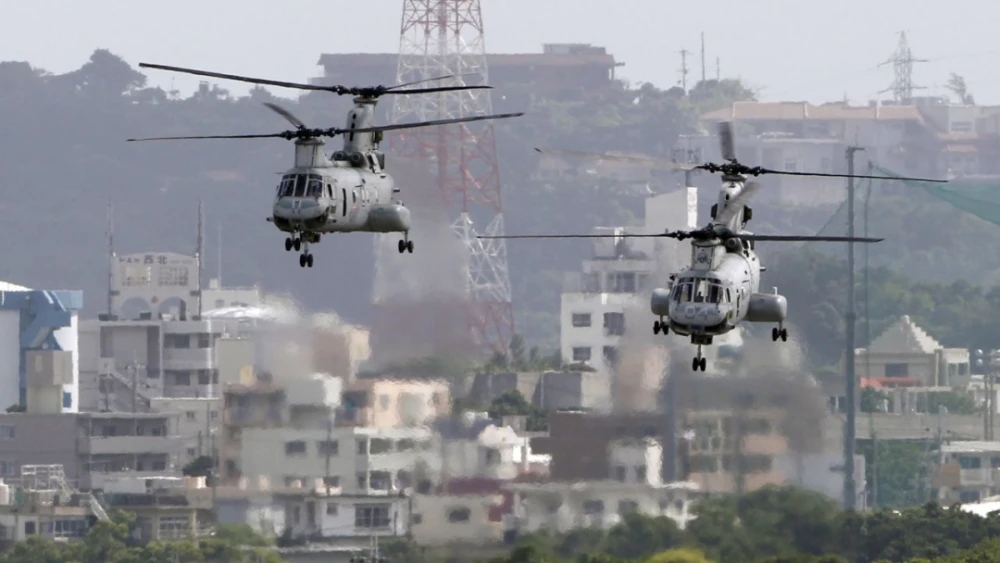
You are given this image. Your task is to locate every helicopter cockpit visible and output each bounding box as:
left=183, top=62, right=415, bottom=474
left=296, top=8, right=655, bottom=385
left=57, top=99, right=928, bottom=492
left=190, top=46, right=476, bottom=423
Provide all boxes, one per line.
left=277, top=173, right=327, bottom=199
left=670, top=276, right=729, bottom=304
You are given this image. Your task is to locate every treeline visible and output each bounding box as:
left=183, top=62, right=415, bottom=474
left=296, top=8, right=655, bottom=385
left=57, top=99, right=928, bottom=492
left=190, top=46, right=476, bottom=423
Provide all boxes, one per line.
left=384, top=486, right=1000, bottom=563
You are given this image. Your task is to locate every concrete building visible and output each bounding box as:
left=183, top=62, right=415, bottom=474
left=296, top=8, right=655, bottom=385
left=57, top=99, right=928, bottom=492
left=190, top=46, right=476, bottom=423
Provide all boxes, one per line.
left=150, top=397, right=220, bottom=465
left=0, top=281, right=83, bottom=413
left=315, top=44, right=622, bottom=98
left=339, top=379, right=450, bottom=428
left=506, top=438, right=698, bottom=535
left=0, top=411, right=183, bottom=491
left=465, top=370, right=612, bottom=411
left=0, top=465, right=102, bottom=547
left=559, top=189, right=697, bottom=374
left=410, top=490, right=507, bottom=546
left=934, top=441, right=1000, bottom=504
left=437, top=414, right=540, bottom=482
left=854, top=315, right=969, bottom=388
left=281, top=488, right=411, bottom=541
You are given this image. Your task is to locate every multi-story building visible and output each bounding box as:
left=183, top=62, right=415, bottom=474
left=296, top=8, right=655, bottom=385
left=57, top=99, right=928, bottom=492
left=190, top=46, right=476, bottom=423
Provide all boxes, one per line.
left=853, top=314, right=969, bottom=388
left=150, top=397, right=220, bottom=466
left=559, top=189, right=696, bottom=373
left=0, top=411, right=183, bottom=491
left=338, top=378, right=450, bottom=428
left=934, top=441, right=1000, bottom=504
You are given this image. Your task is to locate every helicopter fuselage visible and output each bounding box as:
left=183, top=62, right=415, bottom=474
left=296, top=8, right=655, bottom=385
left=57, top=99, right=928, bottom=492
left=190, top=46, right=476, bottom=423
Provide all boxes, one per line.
left=271, top=161, right=410, bottom=237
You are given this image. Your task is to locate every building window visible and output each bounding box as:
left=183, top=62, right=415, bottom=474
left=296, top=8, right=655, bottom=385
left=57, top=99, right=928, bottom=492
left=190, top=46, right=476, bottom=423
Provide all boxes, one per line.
left=572, top=347, right=592, bottom=362
left=185, top=411, right=196, bottom=421
left=357, top=472, right=368, bottom=489
left=960, top=489, right=981, bottom=503
left=187, top=448, right=196, bottom=458
left=379, top=394, right=391, bottom=411
left=284, top=441, right=307, bottom=456
left=885, top=363, right=909, bottom=378
left=447, top=507, right=471, bottom=523
left=318, top=440, right=339, bottom=456
left=326, top=502, right=339, bottom=516
left=618, top=500, right=638, bottom=514
left=323, top=476, right=340, bottom=488
left=636, top=465, right=647, bottom=482
left=603, top=312, right=625, bottom=336
left=959, top=456, right=982, bottom=469
left=0, top=426, right=14, bottom=440
left=614, top=466, right=627, bottom=482
left=572, top=313, right=592, bottom=327
left=210, top=411, right=218, bottom=420
left=157, top=266, right=190, bottom=287
left=582, top=500, right=604, bottom=515
left=357, top=439, right=368, bottom=455
left=412, top=514, right=423, bottom=525
left=603, top=346, right=619, bottom=366
left=355, top=504, right=391, bottom=529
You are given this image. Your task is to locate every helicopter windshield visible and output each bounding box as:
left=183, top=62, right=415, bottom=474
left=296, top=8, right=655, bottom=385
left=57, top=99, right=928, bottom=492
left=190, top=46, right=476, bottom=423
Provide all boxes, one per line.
left=672, top=277, right=725, bottom=304
left=277, top=173, right=326, bottom=199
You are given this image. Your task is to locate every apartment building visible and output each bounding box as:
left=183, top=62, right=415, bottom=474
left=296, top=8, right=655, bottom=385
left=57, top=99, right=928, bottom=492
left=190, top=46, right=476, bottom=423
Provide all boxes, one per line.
left=934, top=441, right=1000, bottom=504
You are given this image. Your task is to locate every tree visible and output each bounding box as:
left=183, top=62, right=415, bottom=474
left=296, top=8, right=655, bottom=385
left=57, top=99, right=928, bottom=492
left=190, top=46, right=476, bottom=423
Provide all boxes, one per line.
left=645, top=547, right=712, bottom=563
left=487, top=390, right=548, bottom=431
left=946, top=73, right=975, bottom=105
left=182, top=455, right=214, bottom=478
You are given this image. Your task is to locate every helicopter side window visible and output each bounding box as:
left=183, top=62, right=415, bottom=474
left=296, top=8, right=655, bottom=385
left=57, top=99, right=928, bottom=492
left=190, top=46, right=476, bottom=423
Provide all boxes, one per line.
left=325, top=183, right=333, bottom=199
left=725, top=288, right=732, bottom=303
left=293, top=174, right=307, bottom=197
left=278, top=175, right=295, bottom=197
left=673, top=282, right=693, bottom=303
left=709, top=284, right=721, bottom=304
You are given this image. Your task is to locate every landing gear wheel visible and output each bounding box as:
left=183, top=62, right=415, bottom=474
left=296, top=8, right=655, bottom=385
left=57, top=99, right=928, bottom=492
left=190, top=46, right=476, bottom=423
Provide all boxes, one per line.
left=653, top=321, right=661, bottom=335
left=772, top=327, right=779, bottom=342
left=284, top=238, right=293, bottom=252
left=398, top=239, right=406, bottom=254
left=699, top=357, right=706, bottom=371
left=293, top=238, right=302, bottom=252
left=780, top=328, right=788, bottom=342
left=406, top=240, right=414, bottom=253
left=692, top=357, right=699, bottom=371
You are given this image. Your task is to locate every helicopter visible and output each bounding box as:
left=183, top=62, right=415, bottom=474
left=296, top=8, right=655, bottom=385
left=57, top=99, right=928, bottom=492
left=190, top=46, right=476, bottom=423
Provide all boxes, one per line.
left=484, top=122, right=948, bottom=371
left=128, top=63, right=524, bottom=268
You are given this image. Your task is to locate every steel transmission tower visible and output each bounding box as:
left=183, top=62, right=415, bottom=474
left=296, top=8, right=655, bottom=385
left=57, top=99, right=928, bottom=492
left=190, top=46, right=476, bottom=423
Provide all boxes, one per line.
left=878, top=31, right=927, bottom=104
left=377, top=0, right=514, bottom=354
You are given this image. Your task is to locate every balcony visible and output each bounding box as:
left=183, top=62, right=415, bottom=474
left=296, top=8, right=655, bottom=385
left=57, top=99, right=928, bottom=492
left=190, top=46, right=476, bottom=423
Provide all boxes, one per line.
left=90, top=471, right=180, bottom=490
left=85, top=435, right=184, bottom=455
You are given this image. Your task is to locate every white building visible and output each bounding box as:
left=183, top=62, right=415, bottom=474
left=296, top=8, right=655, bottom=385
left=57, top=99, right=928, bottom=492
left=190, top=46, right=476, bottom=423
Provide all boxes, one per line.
left=240, top=424, right=441, bottom=495
left=935, top=441, right=1000, bottom=504
left=282, top=489, right=410, bottom=540
left=438, top=413, right=540, bottom=481
left=150, top=397, right=220, bottom=465
left=559, top=189, right=697, bottom=372
left=506, top=437, right=699, bottom=535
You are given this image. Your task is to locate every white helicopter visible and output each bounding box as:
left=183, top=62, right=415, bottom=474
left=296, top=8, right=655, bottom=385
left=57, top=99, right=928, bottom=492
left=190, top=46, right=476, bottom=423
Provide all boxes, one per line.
left=129, top=63, right=524, bottom=268
left=486, top=122, right=947, bottom=371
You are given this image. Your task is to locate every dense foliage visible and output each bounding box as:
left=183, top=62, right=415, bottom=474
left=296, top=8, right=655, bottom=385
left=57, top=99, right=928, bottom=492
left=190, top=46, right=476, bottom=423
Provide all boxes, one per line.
left=386, top=486, right=1000, bottom=563
left=0, top=511, right=283, bottom=563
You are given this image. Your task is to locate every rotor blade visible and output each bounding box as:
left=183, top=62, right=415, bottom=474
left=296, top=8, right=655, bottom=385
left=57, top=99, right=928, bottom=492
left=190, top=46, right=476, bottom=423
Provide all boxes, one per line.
left=346, top=112, right=524, bottom=134
left=478, top=233, right=671, bottom=239
left=383, top=85, right=493, bottom=95
left=742, top=234, right=884, bottom=243
left=755, top=168, right=949, bottom=183
left=127, top=133, right=288, bottom=142
left=718, top=121, right=736, bottom=161
left=533, top=148, right=698, bottom=171
left=139, top=62, right=331, bottom=92
left=715, top=181, right=761, bottom=226
left=387, top=73, right=479, bottom=89
left=263, top=102, right=306, bottom=129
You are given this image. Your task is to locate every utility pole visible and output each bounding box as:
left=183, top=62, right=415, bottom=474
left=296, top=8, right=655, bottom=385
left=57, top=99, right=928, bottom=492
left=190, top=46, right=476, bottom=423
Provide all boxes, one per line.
left=700, top=33, right=707, bottom=83
left=844, top=145, right=865, bottom=511
left=678, top=49, right=690, bottom=92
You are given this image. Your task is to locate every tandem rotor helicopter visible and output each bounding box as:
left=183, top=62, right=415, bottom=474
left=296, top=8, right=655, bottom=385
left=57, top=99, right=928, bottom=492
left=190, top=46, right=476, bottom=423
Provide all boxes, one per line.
left=129, top=63, right=524, bottom=268
left=485, top=122, right=948, bottom=371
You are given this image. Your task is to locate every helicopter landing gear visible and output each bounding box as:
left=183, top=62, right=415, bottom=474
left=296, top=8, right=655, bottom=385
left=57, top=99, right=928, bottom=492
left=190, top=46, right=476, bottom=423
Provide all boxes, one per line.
left=397, top=234, right=414, bottom=254
left=653, top=318, right=668, bottom=335
left=298, top=241, right=313, bottom=268
left=691, top=347, right=707, bottom=372
left=285, top=236, right=302, bottom=252
left=772, top=325, right=788, bottom=342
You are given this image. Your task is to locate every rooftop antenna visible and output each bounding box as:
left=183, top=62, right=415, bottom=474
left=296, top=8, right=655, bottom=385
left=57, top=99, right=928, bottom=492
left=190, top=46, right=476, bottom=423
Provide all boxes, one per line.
left=197, top=201, right=204, bottom=316
left=678, top=49, right=690, bottom=92
left=700, top=33, right=707, bottom=83
left=106, top=202, right=114, bottom=317
left=217, top=223, right=222, bottom=287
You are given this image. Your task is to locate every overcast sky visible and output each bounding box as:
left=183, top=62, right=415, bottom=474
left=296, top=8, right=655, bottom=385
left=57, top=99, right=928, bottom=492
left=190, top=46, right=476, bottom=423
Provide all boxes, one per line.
left=4, top=0, right=1000, bottom=104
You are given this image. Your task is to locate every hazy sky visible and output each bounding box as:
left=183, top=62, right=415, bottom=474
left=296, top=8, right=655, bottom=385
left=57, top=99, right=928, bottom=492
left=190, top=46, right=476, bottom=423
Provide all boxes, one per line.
left=4, top=0, right=1000, bottom=104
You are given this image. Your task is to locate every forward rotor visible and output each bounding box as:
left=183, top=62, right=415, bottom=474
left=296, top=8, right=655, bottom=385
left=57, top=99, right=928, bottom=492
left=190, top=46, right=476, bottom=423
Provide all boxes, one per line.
left=127, top=102, right=524, bottom=142
left=138, top=62, right=491, bottom=98
left=478, top=225, right=884, bottom=244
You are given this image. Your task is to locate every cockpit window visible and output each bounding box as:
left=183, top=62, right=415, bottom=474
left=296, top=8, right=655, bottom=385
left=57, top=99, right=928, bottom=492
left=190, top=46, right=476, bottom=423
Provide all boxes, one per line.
left=672, top=277, right=724, bottom=304
left=293, top=174, right=307, bottom=197
left=307, top=174, right=323, bottom=198
left=278, top=174, right=295, bottom=197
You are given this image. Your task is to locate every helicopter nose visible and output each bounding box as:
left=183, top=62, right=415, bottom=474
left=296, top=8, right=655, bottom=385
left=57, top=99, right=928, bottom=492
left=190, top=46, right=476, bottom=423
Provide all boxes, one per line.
left=674, top=303, right=723, bottom=325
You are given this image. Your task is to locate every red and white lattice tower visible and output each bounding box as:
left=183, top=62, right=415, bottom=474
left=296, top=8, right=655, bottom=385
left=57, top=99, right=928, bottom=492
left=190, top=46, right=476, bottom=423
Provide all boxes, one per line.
left=374, top=0, right=514, bottom=354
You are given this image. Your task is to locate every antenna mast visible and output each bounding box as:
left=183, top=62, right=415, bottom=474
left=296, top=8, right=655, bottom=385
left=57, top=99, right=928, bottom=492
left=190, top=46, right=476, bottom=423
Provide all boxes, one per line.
left=878, top=31, right=927, bottom=104
left=700, top=33, right=706, bottom=83
left=197, top=201, right=204, bottom=317
left=716, top=57, right=720, bottom=81
left=217, top=224, right=222, bottom=287
left=106, top=202, right=114, bottom=317
left=678, top=49, right=690, bottom=92
left=383, top=0, right=515, bottom=355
